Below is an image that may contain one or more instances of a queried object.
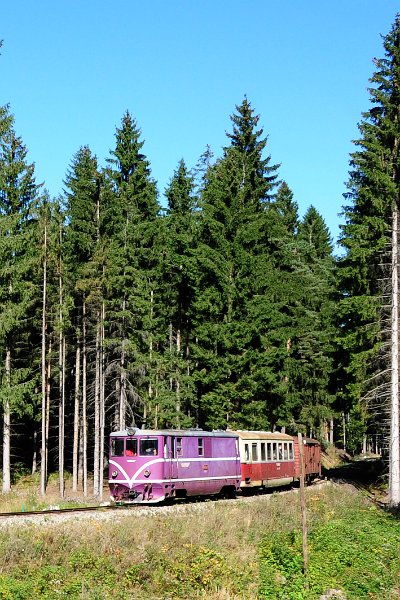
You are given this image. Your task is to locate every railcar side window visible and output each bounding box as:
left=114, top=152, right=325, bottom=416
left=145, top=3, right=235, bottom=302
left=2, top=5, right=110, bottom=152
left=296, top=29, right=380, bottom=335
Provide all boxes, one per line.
left=111, top=438, right=124, bottom=457
left=198, top=438, right=204, bottom=456
left=245, top=443, right=250, bottom=461
left=177, top=437, right=183, bottom=456
left=252, top=443, right=258, bottom=461
left=126, top=438, right=137, bottom=456
left=288, top=443, right=294, bottom=460
left=278, top=443, right=283, bottom=460
left=267, top=443, right=272, bottom=461
left=272, top=443, right=278, bottom=461
left=283, top=443, right=288, bottom=460
left=140, top=439, right=158, bottom=456
left=261, top=442, right=266, bottom=461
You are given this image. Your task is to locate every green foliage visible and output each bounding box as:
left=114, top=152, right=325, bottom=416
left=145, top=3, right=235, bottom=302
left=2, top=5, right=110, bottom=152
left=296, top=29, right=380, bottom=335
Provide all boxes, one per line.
left=260, top=504, right=400, bottom=599
left=337, top=15, right=400, bottom=436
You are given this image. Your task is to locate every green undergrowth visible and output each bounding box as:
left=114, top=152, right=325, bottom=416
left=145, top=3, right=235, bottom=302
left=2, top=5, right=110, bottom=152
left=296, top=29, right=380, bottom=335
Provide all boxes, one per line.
left=0, top=483, right=394, bottom=599
left=260, top=498, right=400, bottom=599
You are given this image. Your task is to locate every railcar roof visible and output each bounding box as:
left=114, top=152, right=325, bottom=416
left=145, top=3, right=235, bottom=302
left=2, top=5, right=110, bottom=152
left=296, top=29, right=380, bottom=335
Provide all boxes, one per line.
left=109, top=428, right=239, bottom=438
left=233, top=430, right=293, bottom=441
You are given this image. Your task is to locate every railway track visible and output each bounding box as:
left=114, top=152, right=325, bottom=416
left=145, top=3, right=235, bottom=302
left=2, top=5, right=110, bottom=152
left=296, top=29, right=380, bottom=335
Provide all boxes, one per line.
left=0, top=479, right=332, bottom=526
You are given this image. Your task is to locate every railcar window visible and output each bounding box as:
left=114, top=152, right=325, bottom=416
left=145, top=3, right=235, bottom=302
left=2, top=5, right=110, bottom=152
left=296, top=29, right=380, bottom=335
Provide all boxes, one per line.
left=278, top=443, right=283, bottom=460
left=140, top=439, right=158, bottom=456
left=177, top=437, right=183, bottom=456
left=272, top=443, right=277, bottom=461
left=252, top=443, right=258, bottom=461
left=289, top=443, right=294, bottom=460
left=126, top=438, right=137, bottom=456
left=245, top=443, right=250, bottom=461
left=111, top=438, right=124, bottom=457
left=198, top=438, right=204, bottom=456
left=267, top=443, right=272, bottom=461
left=261, top=442, right=266, bottom=461
left=283, top=443, right=288, bottom=460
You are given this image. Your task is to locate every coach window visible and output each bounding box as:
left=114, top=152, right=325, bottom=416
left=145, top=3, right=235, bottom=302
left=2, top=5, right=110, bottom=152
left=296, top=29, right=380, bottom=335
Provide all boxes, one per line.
left=261, top=442, right=266, bottom=461
left=244, top=443, right=250, bottom=461
left=126, top=438, right=137, bottom=456
left=176, top=437, right=183, bottom=456
left=272, top=443, right=277, bottom=461
left=111, top=438, right=124, bottom=457
left=283, top=443, right=288, bottom=461
left=267, top=443, right=272, bottom=461
left=288, top=443, right=294, bottom=460
left=252, top=443, right=258, bottom=461
left=198, top=438, right=204, bottom=456
left=140, top=438, right=158, bottom=456
left=278, top=443, right=283, bottom=461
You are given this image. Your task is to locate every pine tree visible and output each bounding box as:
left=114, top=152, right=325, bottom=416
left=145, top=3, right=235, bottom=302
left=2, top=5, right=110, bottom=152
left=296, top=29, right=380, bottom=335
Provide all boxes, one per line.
left=64, top=145, right=102, bottom=495
left=338, top=14, right=400, bottom=503
left=103, top=111, right=159, bottom=429
left=160, top=159, right=197, bottom=427
left=193, top=98, right=280, bottom=429
left=0, top=111, right=41, bottom=492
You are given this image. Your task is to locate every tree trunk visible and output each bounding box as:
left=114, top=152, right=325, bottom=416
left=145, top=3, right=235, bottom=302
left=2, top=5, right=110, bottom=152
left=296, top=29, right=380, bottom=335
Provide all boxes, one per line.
left=40, top=220, right=48, bottom=497
left=93, top=311, right=101, bottom=497
left=389, top=207, right=400, bottom=505
left=82, top=299, right=88, bottom=497
left=72, top=343, right=81, bottom=492
left=176, top=327, right=181, bottom=427
left=2, top=347, right=11, bottom=493
left=59, top=332, right=66, bottom=498
left=99, top=301, right=105, bottom=500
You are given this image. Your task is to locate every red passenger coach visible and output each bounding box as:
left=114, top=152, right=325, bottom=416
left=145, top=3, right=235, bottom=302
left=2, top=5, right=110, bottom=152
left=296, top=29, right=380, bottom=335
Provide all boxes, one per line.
left=235, top=431, right=321, bottom=490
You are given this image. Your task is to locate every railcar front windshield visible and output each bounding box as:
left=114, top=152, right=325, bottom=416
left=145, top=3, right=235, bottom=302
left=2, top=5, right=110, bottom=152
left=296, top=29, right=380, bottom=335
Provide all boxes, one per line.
left=110, top=438, right=124, bottom=457
left=140, top=438, right=159, bottom=456
left=126, top=438, right=138, bottom=456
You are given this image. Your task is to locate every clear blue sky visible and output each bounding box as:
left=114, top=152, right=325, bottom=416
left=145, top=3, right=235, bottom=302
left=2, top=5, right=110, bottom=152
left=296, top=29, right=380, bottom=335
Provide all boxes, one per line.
left=2, top=1, right=399, bottom=248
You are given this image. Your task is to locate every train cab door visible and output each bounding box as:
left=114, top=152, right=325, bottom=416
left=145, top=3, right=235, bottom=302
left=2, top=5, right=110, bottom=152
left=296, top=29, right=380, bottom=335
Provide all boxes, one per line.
left=165, top=436, right=178, bottom=479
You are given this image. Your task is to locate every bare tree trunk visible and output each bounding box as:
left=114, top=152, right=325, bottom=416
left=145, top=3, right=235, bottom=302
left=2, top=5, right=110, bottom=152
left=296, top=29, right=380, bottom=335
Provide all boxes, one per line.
left=2, top=347, right=11, bottom=493
left=99, top=301, right=105, bottom=500
left=72, top=343, right=81, bottom=492
left=40, top=221, right=48, bottom=497
left=342, top=412, right=346, bottom=452
left=45, top=340, right=51, bottom=484
left=93, top=311, right=101, bottom=497
left=389, top=207, right=400, bottom=505
left=32, top=428, right=37, bottom=475
left=176, top=328, right=181, bottom=428
left=329, top=417, right=334, bottom=445
left=82, top=299, right=88, bottom=497
left=59, top=332, right=65, bottom=498
left=58, top=225, right=65, bottom=498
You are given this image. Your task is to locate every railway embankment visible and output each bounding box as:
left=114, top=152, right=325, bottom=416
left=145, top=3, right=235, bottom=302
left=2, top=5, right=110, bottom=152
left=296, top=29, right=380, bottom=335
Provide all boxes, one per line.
left=0, top=472, right=397, bottom=599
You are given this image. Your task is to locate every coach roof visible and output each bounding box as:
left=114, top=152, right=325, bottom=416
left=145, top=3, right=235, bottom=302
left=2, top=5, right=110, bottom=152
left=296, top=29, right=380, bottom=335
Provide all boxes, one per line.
left=233, top=430, right=294, bottom=441
left=110, top=428, right=239, bottom=438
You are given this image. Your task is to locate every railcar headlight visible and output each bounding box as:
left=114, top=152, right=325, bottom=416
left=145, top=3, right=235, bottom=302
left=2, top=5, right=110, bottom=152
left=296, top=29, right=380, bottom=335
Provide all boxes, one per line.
left=112, top=470, right=118, bottom=478
left=144, top=469, right=151, bottom=477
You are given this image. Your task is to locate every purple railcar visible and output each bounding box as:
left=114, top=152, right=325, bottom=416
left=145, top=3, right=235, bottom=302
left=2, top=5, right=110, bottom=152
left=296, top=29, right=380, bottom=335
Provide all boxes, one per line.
left=109, top=428, right=241, bottom=503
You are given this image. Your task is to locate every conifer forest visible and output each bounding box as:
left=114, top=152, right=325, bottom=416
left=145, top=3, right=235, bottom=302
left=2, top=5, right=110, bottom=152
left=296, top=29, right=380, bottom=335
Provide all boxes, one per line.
left=1, top=15, right=400, bottom=497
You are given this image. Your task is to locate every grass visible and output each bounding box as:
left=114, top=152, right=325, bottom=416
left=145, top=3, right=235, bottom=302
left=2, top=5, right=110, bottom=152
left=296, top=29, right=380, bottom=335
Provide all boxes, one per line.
left=0, top=477, right=397, bottom=599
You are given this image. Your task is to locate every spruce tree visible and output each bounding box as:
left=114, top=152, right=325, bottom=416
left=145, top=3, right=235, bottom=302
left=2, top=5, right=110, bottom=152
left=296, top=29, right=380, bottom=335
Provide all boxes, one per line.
left=160, top=159, right=197, bottom=427
left=338, top=15, right=400, bottom=502
left=0, top=112, right=41, bottom=491
left=103, top=111, right=159, bottom=429
left=193, top=98, right=280, bottom=429
left=63, top=145, right=102, bottom=495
